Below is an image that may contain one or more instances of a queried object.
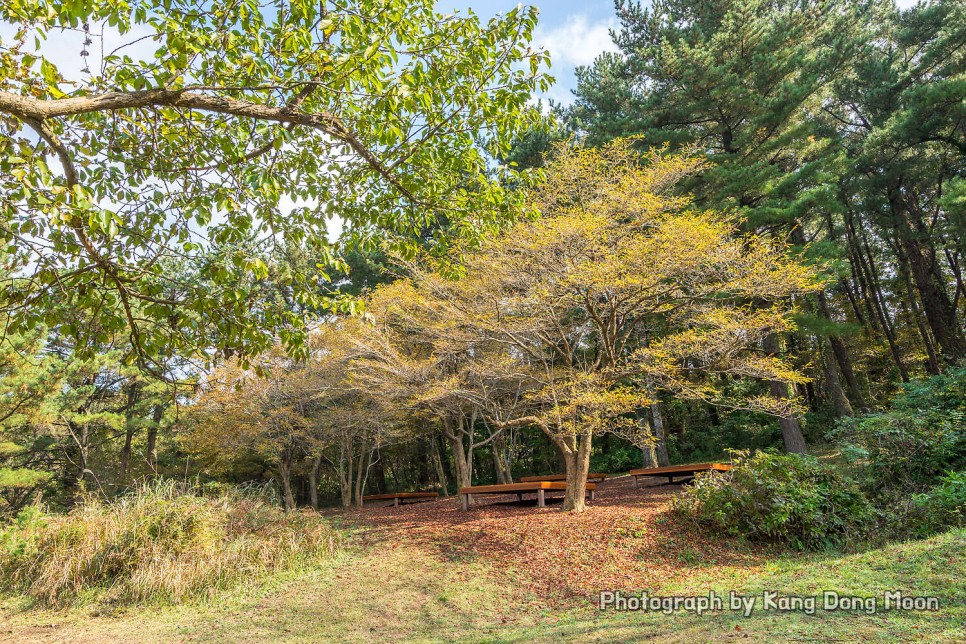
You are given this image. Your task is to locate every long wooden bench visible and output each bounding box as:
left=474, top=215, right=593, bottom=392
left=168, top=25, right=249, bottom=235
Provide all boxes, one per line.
left=629, top=463, right=731, bottom=487
left=519, top=473, right=607, bottom=483
left=361, top=492, right=439, bottom=507
left=458, top=481, right=597, bottom=511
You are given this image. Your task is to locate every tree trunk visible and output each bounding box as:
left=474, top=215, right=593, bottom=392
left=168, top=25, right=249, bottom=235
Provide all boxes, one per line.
left=893, top=192, right=966, bottom=361
left=560, top=430, right=592, bottom=513
left=816, top=291, right=868, bottom=411
left=119, top=427, right=134, bottom=482
left=279, top=457, right=296, bottom=510
left=650, top=400, right=670, bottom=467
left=490, top=429, right=512, bottom=484
left=308, top=454, right=322, bottom=510
left=145, top=403, right=162, bottom=475
left=895, top=239, right=943, bottom=375
left=339, top=439, right=355, bottom=508
left=763, top=334, right=808, bottom=454
left=118, top=384, right=140, bottom=482
left=846, top=208, right=910, bottom=380
left=442, top=417, right=473, bottom=490
left=823, top=345, right=854, bottom=418
left=353, top=439, right=369, bottom=508
left=430, top=432, right=449, bottom=495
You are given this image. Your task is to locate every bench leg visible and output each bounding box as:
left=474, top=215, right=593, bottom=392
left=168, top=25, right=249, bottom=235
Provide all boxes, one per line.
left=590, top=489, right=596, bottom=501
left=634, top=475, right=639, bottom=489
left=461, top=493, right=469, bottom=511
left=668, top=475, right=674, bottom=485
left=517, top=493, right=523, bottom=502
left=537, top=489, right=545, bottom=507
left=394, top=497, right=399, bottom=507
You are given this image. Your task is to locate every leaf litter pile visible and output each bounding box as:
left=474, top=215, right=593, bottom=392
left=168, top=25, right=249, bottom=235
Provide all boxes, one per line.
left=340, top=475, right=771, bottom=601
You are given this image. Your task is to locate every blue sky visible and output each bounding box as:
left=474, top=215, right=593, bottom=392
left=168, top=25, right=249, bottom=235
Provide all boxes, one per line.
left=443, top=1, right=923, bottom=105
left=443, top=1, right=621, bottom=104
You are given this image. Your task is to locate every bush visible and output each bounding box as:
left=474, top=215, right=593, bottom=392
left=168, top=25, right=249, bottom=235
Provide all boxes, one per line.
left=911, top=471, right=966, bottom=537
left=0, top=480, right=341, bottom=607
left=674, top=451, right=874, bottom=550
left=831, top=367, right=966, bottom=493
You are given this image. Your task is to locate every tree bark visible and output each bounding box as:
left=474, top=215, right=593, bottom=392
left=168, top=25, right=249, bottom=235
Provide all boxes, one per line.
left=308, top=454, right=322, bottom=510
left=279, top=457, right=296, bottom=510
left=430, top=432, right=449, bottom=495
left=560, top=430, right=593, bottom=513
left=650, top=401, right=670, bottom=467
left=353, top=440, right=368, bottom=509
left=489, top=429, right=512, bottom=484
left=118, top=384, right=140, bottom=482
left=823, top=345, right=854, bottom=418
left=892, top=191, right=966, bottom=361
left=816, top=292, right=868, bottom=411
left=441, top=417, right=473, bottom=490
left=763, top=334, right=808, bottom=454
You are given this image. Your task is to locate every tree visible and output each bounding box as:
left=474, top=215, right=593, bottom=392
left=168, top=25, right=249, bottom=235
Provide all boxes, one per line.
left=185, top=351, right=322, bottom=510
left=369, top=140, right=822, bottom=512
left=0, top=0, right=550, bottom=371
left=571, top=0, right=966, bottom=415
left=821, top=0, right=966, bottom=363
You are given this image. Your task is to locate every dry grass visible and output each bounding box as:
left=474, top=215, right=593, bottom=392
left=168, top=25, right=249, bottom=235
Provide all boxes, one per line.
left=0, top=481, right=341, bottom=607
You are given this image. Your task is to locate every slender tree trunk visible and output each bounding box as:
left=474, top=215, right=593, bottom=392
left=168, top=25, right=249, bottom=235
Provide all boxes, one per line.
left=893, top=192, right=966, bottom=361
left=490, top=429, right=512, bottom=484
left=308, top=454, right=322, bottom=510
left=118, top=385, right=140, bottom=482
left=441, top=417, right=473, bottom=490
left=895, top=240, right=943, bottom=374
left=145, top=403, right=162, bottom=475
left=640, top=409, right=658, bottom=469
left=650, top=400, right=670, bottom=467
left=763, top=334, right=808, bottom=454
left=430, top=432, right=449, bottom=495
left=339, top=438, right=354, bottom=508
left=352, top=437, right=369, bottom=508
left=279, top=457, right=296, bottom=510
left=823, top=345, right=854, bottom=417
left=816, top=292, right=868, bottom=411
left=119, top=427, right=135, bottom=482
left=846, top=207, right=910, bottom=380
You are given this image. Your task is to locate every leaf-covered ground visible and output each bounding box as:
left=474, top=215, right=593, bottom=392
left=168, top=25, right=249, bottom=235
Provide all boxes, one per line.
left=338, top=475, right=772, bottom=600
left=3, top=478, right=964, bottom=641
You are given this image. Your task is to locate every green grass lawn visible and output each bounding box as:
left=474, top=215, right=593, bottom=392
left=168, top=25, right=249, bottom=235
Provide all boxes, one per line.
left=2, top=528, right=964, bottom=642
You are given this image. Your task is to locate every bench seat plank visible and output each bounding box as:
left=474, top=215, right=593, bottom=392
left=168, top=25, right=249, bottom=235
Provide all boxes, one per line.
left=518, top=473, right=607, bottom=483
left=629, top=462, right=731, bottom=487
left=459, top=481, right=597, bottom=510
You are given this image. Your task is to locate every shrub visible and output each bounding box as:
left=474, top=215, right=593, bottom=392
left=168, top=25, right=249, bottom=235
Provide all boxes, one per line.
left=0, top=480, right=341, bottom=607
left=911, top=471, right=966, bottom=537
left=831, top=367, right=966, bottom=493
left=674, top=451, right=873, bottom=550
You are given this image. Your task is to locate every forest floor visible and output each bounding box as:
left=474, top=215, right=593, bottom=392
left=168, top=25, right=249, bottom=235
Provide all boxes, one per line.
left=2, top=475, right=964, bottom=642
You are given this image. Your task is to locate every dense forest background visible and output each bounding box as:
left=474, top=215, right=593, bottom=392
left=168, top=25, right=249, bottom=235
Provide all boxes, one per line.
left=0, top=0, right=963, bottom=514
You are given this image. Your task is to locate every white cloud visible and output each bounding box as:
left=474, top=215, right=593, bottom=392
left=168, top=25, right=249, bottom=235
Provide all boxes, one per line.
left=533, top=14, right=618, bottom=69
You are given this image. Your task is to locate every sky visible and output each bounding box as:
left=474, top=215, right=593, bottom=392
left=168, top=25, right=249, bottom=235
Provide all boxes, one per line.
left=441, top=1, right=622, bottom=105
left=446, top=0, right=923, bottom=105
left=2, top=1, right=924, bottom=107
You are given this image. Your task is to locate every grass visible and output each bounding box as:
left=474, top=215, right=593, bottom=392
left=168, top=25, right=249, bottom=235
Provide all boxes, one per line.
left=2, top=526, right=963, bottom=642
left=0, top=481, right=341, bottom=607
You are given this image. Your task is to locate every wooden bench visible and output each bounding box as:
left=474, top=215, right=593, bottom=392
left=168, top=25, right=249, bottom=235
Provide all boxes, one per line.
left=518, top=473, right=607, bottom=483
left=458, top=481, right=597, bottom=511
left=629, top=463, right=731, bottom=487
left=361, top=492, right=439, bottom=507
